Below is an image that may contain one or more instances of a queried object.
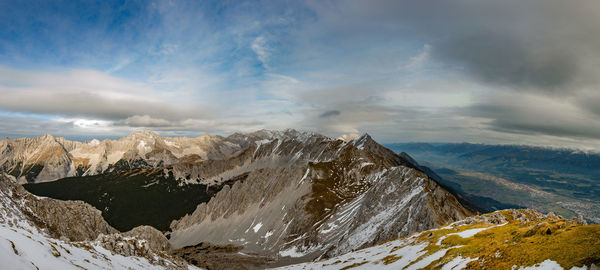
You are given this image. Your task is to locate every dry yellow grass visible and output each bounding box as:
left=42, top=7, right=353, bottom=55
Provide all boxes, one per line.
left=406, top=209, right=600, bottom=269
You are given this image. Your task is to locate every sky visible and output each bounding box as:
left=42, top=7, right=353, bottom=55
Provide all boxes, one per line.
left=0, top=0, right=599, bottom=149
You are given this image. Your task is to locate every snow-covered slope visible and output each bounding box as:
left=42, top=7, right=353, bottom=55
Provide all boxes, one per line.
left=0, top=225, right=197, bottom=270
left=0, top=174, right=201, bottom=270
left=273, top=209, right=599, bottom=270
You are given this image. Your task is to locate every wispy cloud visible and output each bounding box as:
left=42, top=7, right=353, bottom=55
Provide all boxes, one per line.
left=251, top=36, right=271, bottom=69
left=403, top=44, right=431, bottom=70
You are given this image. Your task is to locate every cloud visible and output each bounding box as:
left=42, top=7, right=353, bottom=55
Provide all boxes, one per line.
left=319, top=110, right=340, bottom=118
left=149, top=43, right=179, bottom=56
left=0, top=1, right=599, bottom=150
left=403, top=44, right=431, bottom=70
left=251, top=36, right=271, bottom=68
left=306, top=0, right=600, bottom=92
left=466, top=93, right=600, bottom=140
left=0, top=66, right=213, bottom=120
left=114, top=115, right=173, bottom=127
left=106, top=58, right=134, bottom=74
left=337, top=133, right=359, bottom=142
left=434, top=33, right=578, bottom=89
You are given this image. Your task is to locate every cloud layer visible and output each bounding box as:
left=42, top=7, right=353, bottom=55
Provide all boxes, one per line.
left=0, top=0, right=599, bottom=150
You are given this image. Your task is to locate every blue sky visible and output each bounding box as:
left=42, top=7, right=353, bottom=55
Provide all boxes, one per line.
left=1, top=0, right=599, bottom=150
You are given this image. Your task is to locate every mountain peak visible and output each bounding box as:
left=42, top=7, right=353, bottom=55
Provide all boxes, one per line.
left=40, top=133, right=57, bottom=142
left=352, top=133, right=374, bottom=149
left=42, top=133, right=55, bottom=139
left=127, top=130, right=159, bottom=138
left=359, top=132, right=372, bottom=140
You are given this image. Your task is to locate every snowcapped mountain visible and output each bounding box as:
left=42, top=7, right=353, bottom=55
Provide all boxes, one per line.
left=0, top=173, right=200, bottom=270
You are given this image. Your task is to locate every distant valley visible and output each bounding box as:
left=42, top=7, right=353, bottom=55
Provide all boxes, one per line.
left=386, top=142, right=600, bottom=223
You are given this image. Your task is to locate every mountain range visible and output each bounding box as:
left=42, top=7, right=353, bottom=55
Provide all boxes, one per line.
left=0, top=130, right=598, bottom=269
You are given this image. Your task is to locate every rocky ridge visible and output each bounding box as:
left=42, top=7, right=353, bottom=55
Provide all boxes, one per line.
left=0, top=130, right=244, bottom=183
left=167, top=131, right=472, bottom=266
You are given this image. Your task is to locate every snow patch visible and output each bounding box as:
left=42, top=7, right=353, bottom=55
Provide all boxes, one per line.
left=442, top=256, right=479, bottom=270
left=437, top=223, right=507, bottom=245
left=279, top=246, right=307, bottom=258
left=164, top=140, right=179, bottom=147
left=518, top=259, right=564, bottom=270
left=407, top=248, right=450, bottom=270
left=253, top=223, right=263, bottom=233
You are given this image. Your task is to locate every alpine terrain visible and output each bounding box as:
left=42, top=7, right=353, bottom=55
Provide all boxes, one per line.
left=1, top=130, right=598, bottom=269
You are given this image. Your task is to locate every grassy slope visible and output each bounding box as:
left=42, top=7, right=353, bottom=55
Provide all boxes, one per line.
left=276, top=209, right=600, bottom=269
left=422, top=210, right=600, bottom=269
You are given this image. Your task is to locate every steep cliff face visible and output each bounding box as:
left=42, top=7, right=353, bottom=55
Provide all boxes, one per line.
left=168, top=132, right=471, bottom=264
left=0, top=174, right=198, bottom=269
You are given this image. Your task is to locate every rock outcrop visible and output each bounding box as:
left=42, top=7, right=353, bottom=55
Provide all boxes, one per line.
left=1, top=173, right=118, bottom=241
left=122, top=225, right=171, bottom=252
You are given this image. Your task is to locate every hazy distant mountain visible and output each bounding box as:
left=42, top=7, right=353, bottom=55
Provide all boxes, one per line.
left=386, top=142, right=600, bottom=175
left=386, top=142, right=600, bottom=223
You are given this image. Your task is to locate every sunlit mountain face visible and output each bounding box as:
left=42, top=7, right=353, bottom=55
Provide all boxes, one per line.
left=1, top=1, right=599, bottom=269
